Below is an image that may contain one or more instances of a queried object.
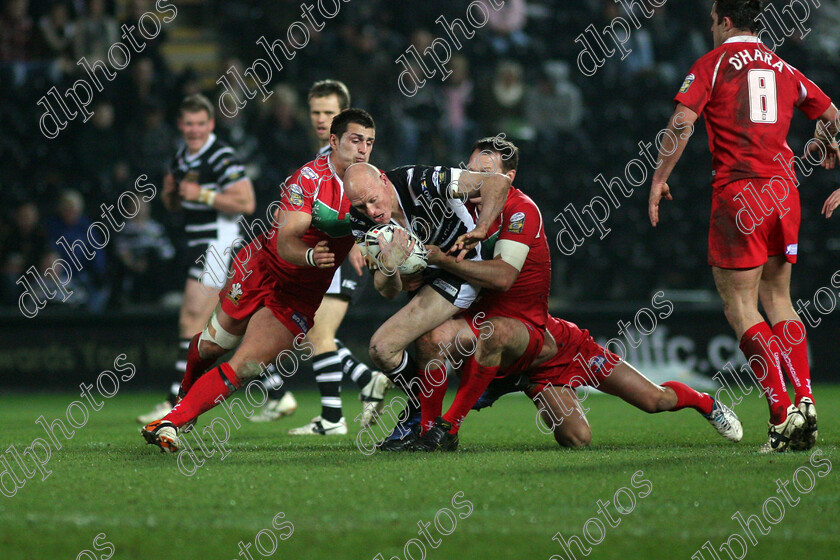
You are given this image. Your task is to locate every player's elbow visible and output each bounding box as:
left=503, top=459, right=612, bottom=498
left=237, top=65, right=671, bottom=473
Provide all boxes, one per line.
left=491, top=270, right=518, bottom=292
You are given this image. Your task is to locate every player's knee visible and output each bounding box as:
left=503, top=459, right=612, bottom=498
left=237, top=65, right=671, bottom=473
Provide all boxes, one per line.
left=197, top=338, right=224, bottom=360
left=556, top=425, right=591, bottom=448
left=306, top=329, right=332, bottom=353
left=368, top=333, right=394, bottom=366
left=415, top=331, right=438, bottom=360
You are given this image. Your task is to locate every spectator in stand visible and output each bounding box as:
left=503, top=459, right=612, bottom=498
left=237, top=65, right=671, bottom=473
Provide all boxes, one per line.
left=114, top=199, right=175, bottom=305
left=0, top=201, right=49, bottom=305
left=45, top=190, right=110, bottom=312
left=128, top=103, right=177, bottom=181
left=257, top=84, right=311, bottom=187
left=73, top=0, right=118, bottom=64
left=482, top=0, right=529, bottom=58
left=0, top=0, right=33, bottom=61
left=440, top=55, right=475, bottom=157
left=36, top=2, right=74, bottom=74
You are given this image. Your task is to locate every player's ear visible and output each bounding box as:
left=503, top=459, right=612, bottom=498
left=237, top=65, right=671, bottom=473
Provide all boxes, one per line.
left=329, top=133, right=339, bottom=151
left=506, top=169, right=516, bottom=182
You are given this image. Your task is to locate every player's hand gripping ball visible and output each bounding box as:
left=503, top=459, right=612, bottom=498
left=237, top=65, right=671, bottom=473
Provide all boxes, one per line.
left=364, top=224, right=427, bottom=275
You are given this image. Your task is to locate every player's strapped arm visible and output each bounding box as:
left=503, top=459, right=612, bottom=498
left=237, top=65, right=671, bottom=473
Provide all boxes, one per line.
left=450, top=170, right=511, bottom=256
left=427, top=240, right=526, bottom=291
left=275, top=211, right=334, bottom=268
left=207, top=178, right=256, bottom=214
left=649, top=104, right=698, bottom=226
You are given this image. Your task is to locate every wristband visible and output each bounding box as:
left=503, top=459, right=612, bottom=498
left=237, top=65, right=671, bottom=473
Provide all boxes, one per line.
left=305, top=248, right=316, bottom=267
left=198, top=188, right=217, bottom=207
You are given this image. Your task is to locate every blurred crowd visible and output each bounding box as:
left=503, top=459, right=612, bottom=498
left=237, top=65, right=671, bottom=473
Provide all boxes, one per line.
left=2, top=0, right=840, bottom=313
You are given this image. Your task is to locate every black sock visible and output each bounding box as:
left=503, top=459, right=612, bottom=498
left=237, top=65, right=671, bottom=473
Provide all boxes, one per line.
left=314, top=351, right=343, bottom=423
left=169, top=337, right=190, bottom=404
left=336, top=339, right=373, bottom=389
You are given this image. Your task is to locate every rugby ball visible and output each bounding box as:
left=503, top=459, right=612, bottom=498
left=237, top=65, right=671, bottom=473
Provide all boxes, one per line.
left=364, top=224, right=427, bottom=274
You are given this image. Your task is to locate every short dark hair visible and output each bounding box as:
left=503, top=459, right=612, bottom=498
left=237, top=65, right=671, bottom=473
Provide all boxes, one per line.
left=308, top=80, right=351, bottom=110
left=179, top=93, right=214, bottom=119
left=471, top=136, right=519, bottom=173
left=714, top=0, right=763, bottom=33
left=330, top=108, right=375, bottom=139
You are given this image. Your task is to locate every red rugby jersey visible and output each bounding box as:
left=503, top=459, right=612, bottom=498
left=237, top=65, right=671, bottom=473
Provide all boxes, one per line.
left=258, top=154, right=355, bottom=316
left=472, top=187, right=550, bottom=329
left=675, top=36, right=830, bottom=189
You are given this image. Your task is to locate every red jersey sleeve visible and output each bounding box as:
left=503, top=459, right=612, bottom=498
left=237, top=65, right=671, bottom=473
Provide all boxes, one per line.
left=279, top=168, right=318, bottom=215
left=497, top=196, right=542, bottom=246
left=674, top=51, right=721, bottom=115
left=790, top=65, right=831, bottom=120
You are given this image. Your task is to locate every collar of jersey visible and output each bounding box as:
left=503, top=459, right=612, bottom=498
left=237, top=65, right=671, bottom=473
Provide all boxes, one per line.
left=184, top=133, right=217, bottom=162
left=724, top=35, right=761, bottom=45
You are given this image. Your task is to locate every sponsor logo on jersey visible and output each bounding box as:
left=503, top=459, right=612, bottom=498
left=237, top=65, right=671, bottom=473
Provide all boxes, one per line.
left=291, top=312, right=309, bottom=333
left=288, top=184, right=304, bottom=208
left=341, top=279, right=358, bottom=290
left=432, top=278, right=459, bottom=297
left=432, top=168, right=447, bottom=188
left=786, top=243, right=798, bottom=255
left=507, top=211, right=526, bottom=233
left=300, top=166, right=318, bottom=180
left=588, top=355, right=607, bottom=373
left=679, top=73, right=695, bottom=93
left=226, top=282, right=243, bottom=305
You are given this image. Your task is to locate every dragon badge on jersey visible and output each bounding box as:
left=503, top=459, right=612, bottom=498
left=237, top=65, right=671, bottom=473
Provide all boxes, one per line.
left=300, top=167, right=318, bottom=181
left=287, top=184, right=304, bottom=209
left=226, top=282, right=243, bottom=305
left=679, top=73, right=695, bottom=93
left=507, top=211, right=526, bottom=233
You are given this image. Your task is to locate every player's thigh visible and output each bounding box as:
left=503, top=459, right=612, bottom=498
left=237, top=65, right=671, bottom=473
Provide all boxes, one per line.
left=530, top=330, right=558, bottom=369
left=532, top=385, right=591, bottom=448
left=181, top=278, right=219, bottom=331
left=228, top=307, right=298, bottom=381
left=712, top=265, right=764, bottom=319
left=485, top=317, right=532, bottom=366
left=307, top=295, right=350, bottom=350
left=758, top=255, right=793, bottom=302
left=597, top=362, right=672, bottom=414
left=371, top=285, right=459, bottom=354
left=416, top=317, right=471, bottom=365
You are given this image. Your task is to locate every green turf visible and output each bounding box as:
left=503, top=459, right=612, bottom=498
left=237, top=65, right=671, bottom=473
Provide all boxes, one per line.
left=0, top=386, right=837, bottom=560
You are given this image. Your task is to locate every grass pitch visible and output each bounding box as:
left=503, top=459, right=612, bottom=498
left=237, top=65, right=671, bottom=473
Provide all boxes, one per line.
left=1, top=387, right=837, bottom=560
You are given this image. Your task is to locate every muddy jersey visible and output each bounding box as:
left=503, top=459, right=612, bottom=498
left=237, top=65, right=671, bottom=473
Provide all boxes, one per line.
left=675, top=36, right=830, bottom=188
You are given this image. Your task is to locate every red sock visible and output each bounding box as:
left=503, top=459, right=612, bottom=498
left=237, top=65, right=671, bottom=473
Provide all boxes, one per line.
left=740, top=323, right=791, bottom=423
left=180, top=333, right=217, bottom=395
left=661, top=381, right=713, bottom=414
left=165, top=362, right=240, bottom=428
left=772, top=320, right=813, bottom=405
left=419, top=365, right=449, bottom=434
left=442, top=357, right=499, bottom=434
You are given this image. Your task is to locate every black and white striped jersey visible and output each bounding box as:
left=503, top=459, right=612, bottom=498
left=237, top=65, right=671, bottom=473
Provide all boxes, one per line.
left=349, top=165, right=480, bottom=260
left=169, top=133, right=247, bottom=246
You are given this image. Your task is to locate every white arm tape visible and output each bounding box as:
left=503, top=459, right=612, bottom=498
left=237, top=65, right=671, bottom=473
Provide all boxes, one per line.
left=200, top=311, right=243, bottom=350
left=494, top=239, right=529, bottom=271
